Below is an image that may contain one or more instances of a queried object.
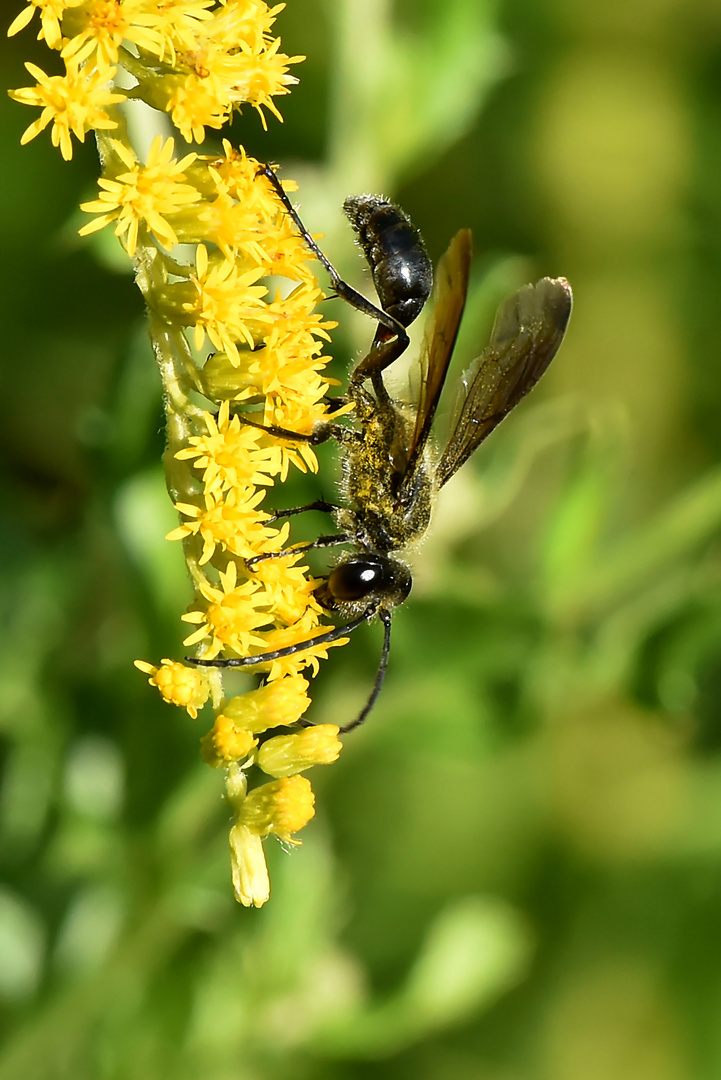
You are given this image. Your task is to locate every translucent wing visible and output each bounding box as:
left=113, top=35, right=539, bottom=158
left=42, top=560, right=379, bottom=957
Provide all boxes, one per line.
left=436, top=277, right=573, bottom=488
left=404, top=229, right=472, bottom=478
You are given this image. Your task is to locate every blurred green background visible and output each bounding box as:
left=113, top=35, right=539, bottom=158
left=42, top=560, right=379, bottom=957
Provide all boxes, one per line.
left=4, top=0, right=721, bottom=1077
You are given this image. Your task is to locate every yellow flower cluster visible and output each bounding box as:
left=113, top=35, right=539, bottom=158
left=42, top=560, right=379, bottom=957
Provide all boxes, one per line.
left=9, top=1, right=348, bottom=906
left=9, top=0, right=301, bottom=159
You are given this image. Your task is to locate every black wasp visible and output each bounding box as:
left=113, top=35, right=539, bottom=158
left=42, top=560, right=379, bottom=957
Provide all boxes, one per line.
left=189, top=165, right=573, bottom=731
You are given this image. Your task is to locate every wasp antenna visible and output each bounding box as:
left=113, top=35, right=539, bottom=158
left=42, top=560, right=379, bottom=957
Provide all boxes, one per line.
left=339, top=609, right=392, bottom=733
left=186, top=609, right=375, bottom=669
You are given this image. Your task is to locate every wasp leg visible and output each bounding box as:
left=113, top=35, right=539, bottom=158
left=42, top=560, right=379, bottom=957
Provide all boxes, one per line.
left=339, top=609, right=392, bottom=733
left=227, top=411, right=333, bottom=445
left=349, top=331, right=408, bottom=391
left=186, top=607, right=376, bottom=670
left=266, top=499, right=340, bottom=521
left=257, top=164, right=408, bottom=348
left=230, top=410, right=363, bottom=448
left=246, top=532, right=353, bottom=568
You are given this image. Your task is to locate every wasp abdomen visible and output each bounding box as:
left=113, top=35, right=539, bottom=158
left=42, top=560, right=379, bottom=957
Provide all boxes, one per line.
left=343, top=195, right=433, bottom=328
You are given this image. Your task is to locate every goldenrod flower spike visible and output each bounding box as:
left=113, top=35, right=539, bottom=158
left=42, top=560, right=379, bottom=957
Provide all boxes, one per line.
left=9, top=0, right=344, bottom=907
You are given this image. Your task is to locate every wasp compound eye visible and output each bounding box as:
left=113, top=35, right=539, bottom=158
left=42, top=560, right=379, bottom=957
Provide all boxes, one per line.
left=327, top=559, right=383, bottom=602
left=324, top=557, right=412, bottom=608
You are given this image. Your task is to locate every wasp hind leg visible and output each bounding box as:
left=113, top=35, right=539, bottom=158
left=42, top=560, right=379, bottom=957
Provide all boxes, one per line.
left=256, top=164, right=408, bottom=346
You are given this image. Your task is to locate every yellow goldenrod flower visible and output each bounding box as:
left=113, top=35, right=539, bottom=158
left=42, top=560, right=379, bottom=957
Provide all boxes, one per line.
left=162, top=71, right=231, bottom=145
left=100, top=7, right=302, bottom=145
left=9, top=60, right=124, bottom=160
left=248, top=554, right=324, bottom=627
left=207, top=139, right=296, bottom=205
left=134, top=658, right=210, bottom=718
left=224, top=762, right=270, bottom=907
left=193, top=183, right=311, bottom=270
left=9, top=1, right=301, bottom=148
left=223, top=674, right=312, bottom=733
left=166, top=34, right=302, bottom=142
left=60, top=0, right=165, bottom=68
left=204, top=0, right=280, bottom=58
left=183, top=243, right=274, bottom=363
left=196, top=344, right=338, bottom=481
left=257, top=725, right=342, bottom=778
left=200, top=714, right=257, bottom=767
left=124, top=0, right=216, bottom=66
left=79, top=135, right=201, bottom=256
left=234, top=35, right=302, bottom=129
left=174, top=400, right=283, bottom=498
left=181, top=559, right=276, bottom=656
left=7, top=0, right=82, bottom=50
left=251, top=284, right=335, bottom=394
left=237, top=775, right=315, bottom=843
left=168, top=486, right=286, bottom=565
